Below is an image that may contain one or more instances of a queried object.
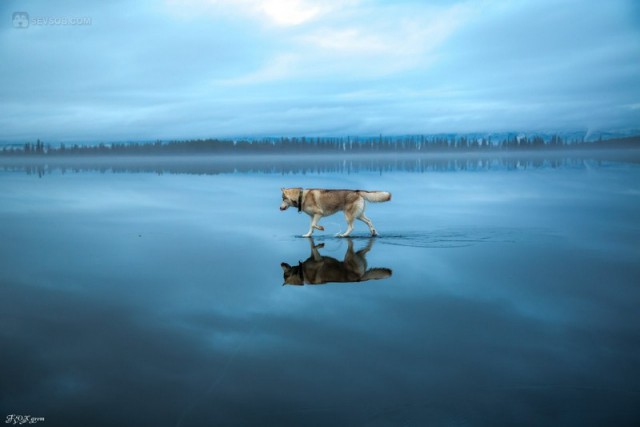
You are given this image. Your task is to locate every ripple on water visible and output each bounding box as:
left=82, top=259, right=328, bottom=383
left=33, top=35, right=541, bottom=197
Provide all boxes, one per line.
left=305, top=227, right=558, bottom=248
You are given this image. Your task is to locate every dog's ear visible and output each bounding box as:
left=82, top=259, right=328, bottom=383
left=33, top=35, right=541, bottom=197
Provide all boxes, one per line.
left=280, top=262, right=291, bottom=271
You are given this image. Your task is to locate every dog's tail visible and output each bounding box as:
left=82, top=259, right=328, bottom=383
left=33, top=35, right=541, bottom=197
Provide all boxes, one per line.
left=362, top=268, right=393, bottom=281
left=358, top=190, right=391, bottom=203
left=359, top=191, right=392, bottom=203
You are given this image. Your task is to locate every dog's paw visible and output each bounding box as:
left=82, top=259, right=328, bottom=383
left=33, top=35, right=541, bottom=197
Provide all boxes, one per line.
left=302, top=233, right=312, bottom=238
left=317, top=225, right=324, bottom=231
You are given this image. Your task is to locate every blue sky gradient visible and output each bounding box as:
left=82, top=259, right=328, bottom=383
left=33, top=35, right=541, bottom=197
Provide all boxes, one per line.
left=1, top=0, right=639, bottom=142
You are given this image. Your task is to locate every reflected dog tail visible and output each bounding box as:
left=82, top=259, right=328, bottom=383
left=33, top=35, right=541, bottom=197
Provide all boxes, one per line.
left=359, top=191, right=392, bottom=203
left=362, top=268, right=393, bottom=281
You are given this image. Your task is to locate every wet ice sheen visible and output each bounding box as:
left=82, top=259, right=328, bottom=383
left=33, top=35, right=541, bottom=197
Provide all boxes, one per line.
left=0, top=154, right=639, bottom=427
left=308, top=228, right=543, bottom=248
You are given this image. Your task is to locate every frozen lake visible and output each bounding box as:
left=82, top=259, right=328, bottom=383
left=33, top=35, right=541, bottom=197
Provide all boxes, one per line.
left=1, top=153, right=639, bottom=426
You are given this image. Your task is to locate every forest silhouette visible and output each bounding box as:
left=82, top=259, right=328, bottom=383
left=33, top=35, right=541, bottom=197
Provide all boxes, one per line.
left=1, top=134, right=639, bottom=157
left=1, top=134, right=638, bottom=177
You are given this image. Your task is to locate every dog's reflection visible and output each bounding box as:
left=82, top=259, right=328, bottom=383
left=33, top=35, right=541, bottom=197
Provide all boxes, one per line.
left=281, top=238, right=392, bottom=286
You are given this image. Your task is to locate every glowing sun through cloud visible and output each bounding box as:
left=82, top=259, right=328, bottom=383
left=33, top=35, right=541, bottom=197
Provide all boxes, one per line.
left=258, top=0, right=321, bottom=26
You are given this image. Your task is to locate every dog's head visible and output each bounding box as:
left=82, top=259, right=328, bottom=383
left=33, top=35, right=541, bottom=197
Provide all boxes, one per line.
left=280, top=187, right=301, bottom=211
left=280, top=262, right=304, bottom=286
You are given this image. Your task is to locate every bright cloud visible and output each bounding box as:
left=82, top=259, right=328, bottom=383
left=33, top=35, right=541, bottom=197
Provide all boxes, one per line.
left=258, top=0, right=322, bottom=26
left=167, top=0, right=352, bottom=26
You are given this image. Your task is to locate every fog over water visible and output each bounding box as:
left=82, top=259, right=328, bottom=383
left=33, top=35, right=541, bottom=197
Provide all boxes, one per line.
left=1, top=153, right=639, bottom=426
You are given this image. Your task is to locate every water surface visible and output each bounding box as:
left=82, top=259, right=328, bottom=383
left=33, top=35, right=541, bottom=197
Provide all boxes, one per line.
left=1, top=154, right=639, bottom=426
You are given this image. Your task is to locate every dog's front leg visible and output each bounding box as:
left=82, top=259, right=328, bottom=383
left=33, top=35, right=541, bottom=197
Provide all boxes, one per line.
left=302, top=214, right=322, bottom=237
left=309, top=238, right=324, bottom=261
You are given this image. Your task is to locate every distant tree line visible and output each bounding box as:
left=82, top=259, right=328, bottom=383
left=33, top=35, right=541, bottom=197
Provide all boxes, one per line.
left=1, top=134, right=638, bottom=157
left=2, top=155, right=606, bottom=178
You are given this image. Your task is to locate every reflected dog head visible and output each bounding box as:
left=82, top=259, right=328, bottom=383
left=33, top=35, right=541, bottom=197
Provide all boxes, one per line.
left=280, top=262, right=304, bottom=286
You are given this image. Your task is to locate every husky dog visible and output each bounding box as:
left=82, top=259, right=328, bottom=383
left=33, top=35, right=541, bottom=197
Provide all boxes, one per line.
left=280, top=188, right=391, bottom=237
left=281, top=238, right=392, bottom=286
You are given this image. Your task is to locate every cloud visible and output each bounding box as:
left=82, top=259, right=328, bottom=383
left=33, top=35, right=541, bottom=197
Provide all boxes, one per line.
left=256, top=0, right=324, bottom=26
left=0, top=0, right=639, bottom=142
left=167, top=0, right=354, bottom=27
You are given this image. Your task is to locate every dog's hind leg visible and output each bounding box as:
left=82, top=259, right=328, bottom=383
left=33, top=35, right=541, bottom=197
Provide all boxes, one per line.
left=344, top=238, right=367, bottom=275
left=339, top=199, right=363, bottom=237
left=338, top=212, right=355, bottom=237
left=358, top=213, right=378, bottom=237
left=357, top=237, right=375, bottom=256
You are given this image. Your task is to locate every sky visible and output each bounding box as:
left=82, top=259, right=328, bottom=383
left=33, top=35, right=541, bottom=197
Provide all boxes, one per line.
left=1, top=0, right=639, bottom=143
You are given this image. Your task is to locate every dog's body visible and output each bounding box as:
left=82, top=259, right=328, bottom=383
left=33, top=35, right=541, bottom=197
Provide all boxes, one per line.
left=280, top=188, right=391, bottom=237
left=281, top=238, right=392, bottom=286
